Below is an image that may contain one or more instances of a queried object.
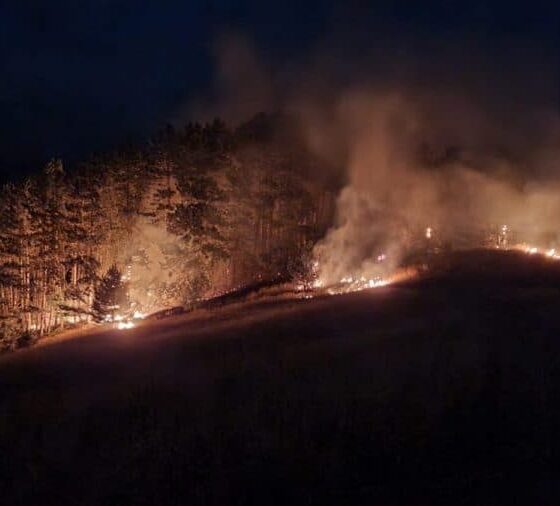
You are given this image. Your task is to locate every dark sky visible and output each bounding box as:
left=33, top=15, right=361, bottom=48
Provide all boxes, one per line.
left=1, top=1, right=559, bottom=180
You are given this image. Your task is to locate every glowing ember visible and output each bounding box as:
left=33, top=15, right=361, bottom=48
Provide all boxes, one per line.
left=312, top=279, right=324, bottom=289
left=425, top=227, right=432, bottom=239
left=116, top=321, right=135, bottom=330
left=102, top=309, right=146, bottom=330
left=320, top=268, right=416, bottom=296
left=305, top=254, right=417, bottom=299
left=510, top=243, right=560, bottom=260
left=120, top=264, right=132, bottom=282
left=326, top=276, right=388, bottom=295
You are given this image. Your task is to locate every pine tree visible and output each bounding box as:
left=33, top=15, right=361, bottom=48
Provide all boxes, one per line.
left=0, top=114, right=336, bottom=342
left=58, top=170, right=103, bottom=325
left=92, top=265, right=128, bottom=323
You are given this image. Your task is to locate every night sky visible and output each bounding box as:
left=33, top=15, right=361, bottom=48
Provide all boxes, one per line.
left=1, top=1, right=559, bottom=180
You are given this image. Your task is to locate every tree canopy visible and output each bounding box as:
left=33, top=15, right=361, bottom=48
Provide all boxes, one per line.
left=0, top=113, right=338, bottom=350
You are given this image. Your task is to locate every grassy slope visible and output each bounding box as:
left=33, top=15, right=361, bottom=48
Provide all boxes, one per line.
left=2, top=249, right=560, bottom=505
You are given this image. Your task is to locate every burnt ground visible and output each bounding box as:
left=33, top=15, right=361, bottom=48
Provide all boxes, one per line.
left=2, top=249, right=560, bottom=505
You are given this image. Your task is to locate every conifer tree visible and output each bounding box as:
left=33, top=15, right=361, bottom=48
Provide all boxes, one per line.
left=0, top=113, right=336, bottom=343
left=92, top=265, right=128, bottom=323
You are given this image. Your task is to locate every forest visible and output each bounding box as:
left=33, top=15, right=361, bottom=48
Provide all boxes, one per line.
left=0, top=113, right=338, bottom=349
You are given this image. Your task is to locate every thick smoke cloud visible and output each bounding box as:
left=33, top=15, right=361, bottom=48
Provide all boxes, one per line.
left=120, top=217, right=185, bottom=312
left=310, top=89, right=560, bottom=283
left=188, top=22, right=560, bottom=285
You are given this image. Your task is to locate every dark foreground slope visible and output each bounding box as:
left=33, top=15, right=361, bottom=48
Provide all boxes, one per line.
left=2, top=250, right=560, bottom=505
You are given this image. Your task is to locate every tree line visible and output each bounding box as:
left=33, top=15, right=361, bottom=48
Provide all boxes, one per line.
left=0, top=113, right=337, bottom=349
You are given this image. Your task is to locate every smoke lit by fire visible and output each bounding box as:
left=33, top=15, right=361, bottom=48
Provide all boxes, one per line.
left=105, top=63, right=560, bottom=313
left=305, top=92, right=560, bottom=294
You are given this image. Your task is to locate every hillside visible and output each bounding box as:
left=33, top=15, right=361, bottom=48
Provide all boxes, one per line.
left=2, top=249, right=560, bottom=505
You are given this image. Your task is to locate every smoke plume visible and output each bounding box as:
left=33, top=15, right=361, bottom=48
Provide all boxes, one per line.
left=187, top=20, right=560, bottom=286
left=310, top=89, right=560, bottom=284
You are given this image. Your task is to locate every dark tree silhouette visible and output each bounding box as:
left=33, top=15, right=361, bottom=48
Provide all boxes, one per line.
left=92, top=265, right=128, bottom=323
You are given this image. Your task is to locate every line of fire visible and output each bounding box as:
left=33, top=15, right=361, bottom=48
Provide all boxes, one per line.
left=2, top=119, right=560, bottom=350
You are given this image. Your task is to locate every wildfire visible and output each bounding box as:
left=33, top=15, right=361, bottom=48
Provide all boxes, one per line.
left=298, top=247, right=419, bottom=300
left=327, top=276, right=388, bottom=295
left=116, top=320, right=135, bottom=330
left=509, top=243, right=560, bottom=260
left=104, top=309, right=146, bottom=330
left=299, top=225, right=558, bottom=304
left=309, top=265, right=417, bottom=297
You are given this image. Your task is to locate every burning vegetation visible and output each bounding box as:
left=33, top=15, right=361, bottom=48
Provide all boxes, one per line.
left=2, top=89, right=560, bottom=348
left=0, top=116, right=337, bottom=348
